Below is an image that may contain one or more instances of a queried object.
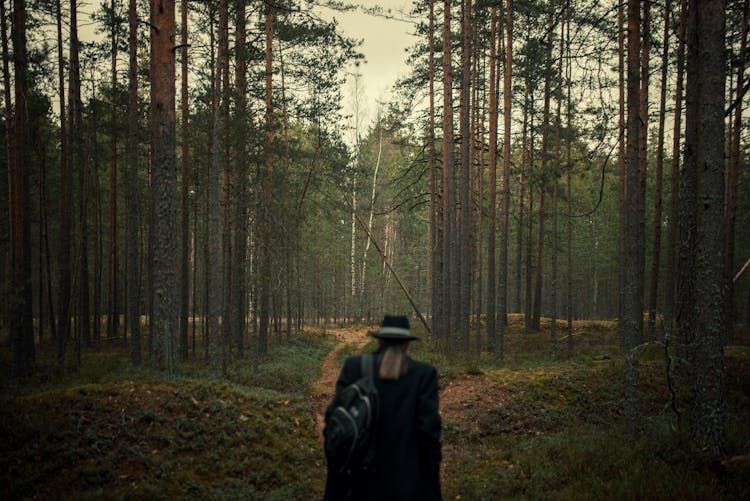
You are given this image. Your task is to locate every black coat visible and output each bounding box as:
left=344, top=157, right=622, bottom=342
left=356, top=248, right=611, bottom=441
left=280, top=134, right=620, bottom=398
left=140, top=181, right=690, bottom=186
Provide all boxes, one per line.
left=323, top=347, right=442, bottom=501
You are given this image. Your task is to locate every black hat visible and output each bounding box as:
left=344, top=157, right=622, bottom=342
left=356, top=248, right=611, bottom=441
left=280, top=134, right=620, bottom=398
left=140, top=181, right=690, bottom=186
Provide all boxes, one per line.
left=371, top=315, right=419, bottom=341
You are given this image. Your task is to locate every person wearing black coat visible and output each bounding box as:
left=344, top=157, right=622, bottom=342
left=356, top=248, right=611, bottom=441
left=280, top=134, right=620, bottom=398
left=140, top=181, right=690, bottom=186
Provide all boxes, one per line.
left=323, top=315, right=442, bottom=500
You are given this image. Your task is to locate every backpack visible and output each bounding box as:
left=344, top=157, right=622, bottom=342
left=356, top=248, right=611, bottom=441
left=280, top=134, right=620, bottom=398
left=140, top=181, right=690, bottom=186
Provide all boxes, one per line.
left=324, top=353, right=379, bottom=475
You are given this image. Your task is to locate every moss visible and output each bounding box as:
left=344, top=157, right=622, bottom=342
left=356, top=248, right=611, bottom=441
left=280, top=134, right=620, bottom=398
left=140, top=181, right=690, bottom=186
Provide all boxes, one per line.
left=0, top=379, right=324, bottom=499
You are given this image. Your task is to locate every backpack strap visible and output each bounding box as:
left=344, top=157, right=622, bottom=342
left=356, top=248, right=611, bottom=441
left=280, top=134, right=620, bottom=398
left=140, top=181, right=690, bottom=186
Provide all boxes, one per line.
left=361, top=353, right=374, bottom=384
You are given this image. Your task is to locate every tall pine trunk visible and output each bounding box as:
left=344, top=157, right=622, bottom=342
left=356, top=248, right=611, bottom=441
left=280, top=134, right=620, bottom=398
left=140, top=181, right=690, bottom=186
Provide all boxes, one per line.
left=428, top=0, right=441, bottom=346
left=458, top=0, right=472, bottom=353
left=259, top=4, right=274, bottom=360
left=107, top=0, right=120, bottom=342
left=725, top=0, right=748, bottom=331
left=498, top=0, right=513, bottom=347
left=664, top=0, right=687, bottom=341
left=648, top=0, right=671, bottom=341
left=441, top=0, right=456, bottom=351
left=679, top=0, right=727, bottom=455
left=127, top=0, right=141, bottom=365
left=219, top=0, right=230, bottom=374
left=486, top=5, right=498, bottom=354
left=10, top=0, right=35, bottom=376
left=622, top=0, right=644, bottom=437
left=149, top=0, right=178, bottom=374
left=208, top=0, right=225, bottom=375
left=233, top=0, right=248, bottom=357
left=179, top=0, right=189, bottom=361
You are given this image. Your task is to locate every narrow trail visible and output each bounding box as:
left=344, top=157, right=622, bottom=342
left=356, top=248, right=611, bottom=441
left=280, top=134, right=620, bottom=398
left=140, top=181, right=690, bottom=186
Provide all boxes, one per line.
left=312, top=326, right=373, bottom=440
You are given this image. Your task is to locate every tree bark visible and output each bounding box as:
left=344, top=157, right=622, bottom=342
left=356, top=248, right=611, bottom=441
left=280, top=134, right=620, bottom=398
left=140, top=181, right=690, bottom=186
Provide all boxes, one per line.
left=150, top=0, right=178, bottom=374
left=565, top=12, right=573, bottom=356
left=679, top=0, right=727, bottom=456
left=208, top=0, right=225, bottom=376
left=532, top=13, right=553, bottom=332
left=259, top=3, right=274, bottom=360
left=108, top=0, right=120, bottom=342
left=637, top=0, right=650, bottom=342
left=664, top=0, right=687, bottom=340
left=459, top=0, right=472, bottom=353
left=233, top=0, right=248, bottom=357
left=10, top=0, right=35, bottom=377
left=499, top=0, right=513, bottom=353
left=428, top=0, right=441, bottom=347
left=725, top=0, right=748, bottom=331
left=179, top=0, right=189, bottom=361
left=524, top=82, right=534, bottom=334
left=551, top=9, right=563, bottom=358
left=621, top=0, right=643, bottom=436
left=127, top=0, right=142, bottom=365
left=648, top=0, right=671, bottom=341
left=219, top=0, right=230, bottom=374
left=441, top=0, right=456, bottom=352
left=486, top=5, right=498, bottom=354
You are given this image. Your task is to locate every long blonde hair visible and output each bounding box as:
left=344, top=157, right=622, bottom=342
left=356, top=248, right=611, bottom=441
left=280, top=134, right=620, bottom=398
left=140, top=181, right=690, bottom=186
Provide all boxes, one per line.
left=378, top=340, right=409, bottom=380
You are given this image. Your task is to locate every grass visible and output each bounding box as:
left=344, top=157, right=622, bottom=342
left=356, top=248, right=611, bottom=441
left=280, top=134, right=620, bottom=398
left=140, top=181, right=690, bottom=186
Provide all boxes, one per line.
left=1, top=319, right=749, bottom=500
left=0, top=331, right=334, bottom=500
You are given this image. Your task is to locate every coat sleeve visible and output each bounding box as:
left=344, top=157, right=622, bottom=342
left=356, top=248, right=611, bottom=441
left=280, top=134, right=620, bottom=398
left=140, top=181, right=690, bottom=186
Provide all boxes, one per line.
left=416, top=364, right=442, bottom=499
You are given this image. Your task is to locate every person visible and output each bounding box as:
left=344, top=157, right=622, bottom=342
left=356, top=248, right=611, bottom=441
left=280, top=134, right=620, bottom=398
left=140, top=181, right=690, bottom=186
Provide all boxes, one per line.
left=323, top=315, right=442, bottom=500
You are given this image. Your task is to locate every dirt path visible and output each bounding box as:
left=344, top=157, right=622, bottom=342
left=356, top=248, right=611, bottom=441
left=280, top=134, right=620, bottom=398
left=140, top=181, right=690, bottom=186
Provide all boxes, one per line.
left=312, top=326, right=373, bottom=440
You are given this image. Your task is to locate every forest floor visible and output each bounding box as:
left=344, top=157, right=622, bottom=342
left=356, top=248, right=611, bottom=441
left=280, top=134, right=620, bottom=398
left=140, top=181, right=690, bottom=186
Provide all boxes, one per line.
left=311, top=326, right=372, bottom=438
left=1, top=319, right=750, bottom=499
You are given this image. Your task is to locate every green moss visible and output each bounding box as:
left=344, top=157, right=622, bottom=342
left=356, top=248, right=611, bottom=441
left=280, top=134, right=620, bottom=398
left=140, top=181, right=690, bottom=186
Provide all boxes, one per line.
left=0, top=379, right=324, bottom=499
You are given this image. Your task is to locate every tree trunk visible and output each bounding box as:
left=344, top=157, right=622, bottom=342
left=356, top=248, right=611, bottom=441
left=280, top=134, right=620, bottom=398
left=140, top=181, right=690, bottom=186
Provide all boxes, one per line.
left=498, top=0, right=513, bottom=349
left=73, top=0, right=89, bottom=353
left=108, top=0, right=120, bottom=343
left=127, top=0, right=141, bottom=365
left=458, top=0, right=472, bottom=354
left=637, top=0, right=650, bottom=342
left=532, top=13, right=553, bottom=332
left=679, top=0, right=727, bottom=456
left=621, top=0, right=643, bottom=437
left=565, top=12, right=573, bottom=356
left=515, top=77, right=526, bottom=316
left=648, top=0, right=671, bottom=341
left=56, top=0, right=78, bottom=365
left=219, top=0, right=230, bottom=374
left=259, top=3, right=274, bottom=360
left=524, top=82, right=534, bottom=334
left=617, top=0, right=626, bottom=331
left=428, top=0, right=441, bottom=347
left=551, top=10, right=563, bottom=358
left=486, top=5, right=498, bottom=354
left=664, top=0, right=687, bottom=340
left=149, top=0, right=178, bottom=374
left=441, top=0, right=456, bottom=352
left=179, top=0, right=189, bottom=361
left=208, top=0, right=225, bottom=376
left=725, top=0, right=748, bottom=332
left=10, top=0, right=35, bottom=377
left=52, top=0, right=66, bottom=345
left=233, top=0, right=248, bottom=357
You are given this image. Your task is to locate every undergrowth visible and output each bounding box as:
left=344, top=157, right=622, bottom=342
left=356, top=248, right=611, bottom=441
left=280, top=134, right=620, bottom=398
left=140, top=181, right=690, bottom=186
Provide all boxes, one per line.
left=1, top=320, right=749, bottom=499
left=0, top=332, right=334, bottom=500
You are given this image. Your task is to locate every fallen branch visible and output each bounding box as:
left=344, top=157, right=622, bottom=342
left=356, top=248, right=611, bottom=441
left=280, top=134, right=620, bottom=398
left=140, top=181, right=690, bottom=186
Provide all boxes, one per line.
left=344, top=193, right=431, bottom=335
left=734, top=257, right=750, bottom=283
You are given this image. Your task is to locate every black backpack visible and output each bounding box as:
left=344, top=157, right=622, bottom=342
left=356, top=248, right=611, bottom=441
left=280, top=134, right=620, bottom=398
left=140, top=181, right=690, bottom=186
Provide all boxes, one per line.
left=324, top=353, right=379, bottom=475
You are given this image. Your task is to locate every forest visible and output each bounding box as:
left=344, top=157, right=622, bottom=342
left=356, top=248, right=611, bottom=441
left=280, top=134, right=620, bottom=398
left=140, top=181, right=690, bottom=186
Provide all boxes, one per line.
left=1, top=0, right=750, bottom=498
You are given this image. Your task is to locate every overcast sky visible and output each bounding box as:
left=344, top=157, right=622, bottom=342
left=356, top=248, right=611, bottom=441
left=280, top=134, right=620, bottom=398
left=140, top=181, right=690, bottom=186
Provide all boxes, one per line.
left=315, top=0, right=417, bottom=142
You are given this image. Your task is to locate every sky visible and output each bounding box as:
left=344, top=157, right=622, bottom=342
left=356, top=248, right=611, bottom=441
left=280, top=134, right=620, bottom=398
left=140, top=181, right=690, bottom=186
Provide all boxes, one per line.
left=313, top=0, right=418, bottom=141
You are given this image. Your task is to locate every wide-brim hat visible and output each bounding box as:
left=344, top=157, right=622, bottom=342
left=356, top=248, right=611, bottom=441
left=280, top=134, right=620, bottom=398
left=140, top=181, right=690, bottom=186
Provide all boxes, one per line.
left=370, top=315, right=420, bottom=341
